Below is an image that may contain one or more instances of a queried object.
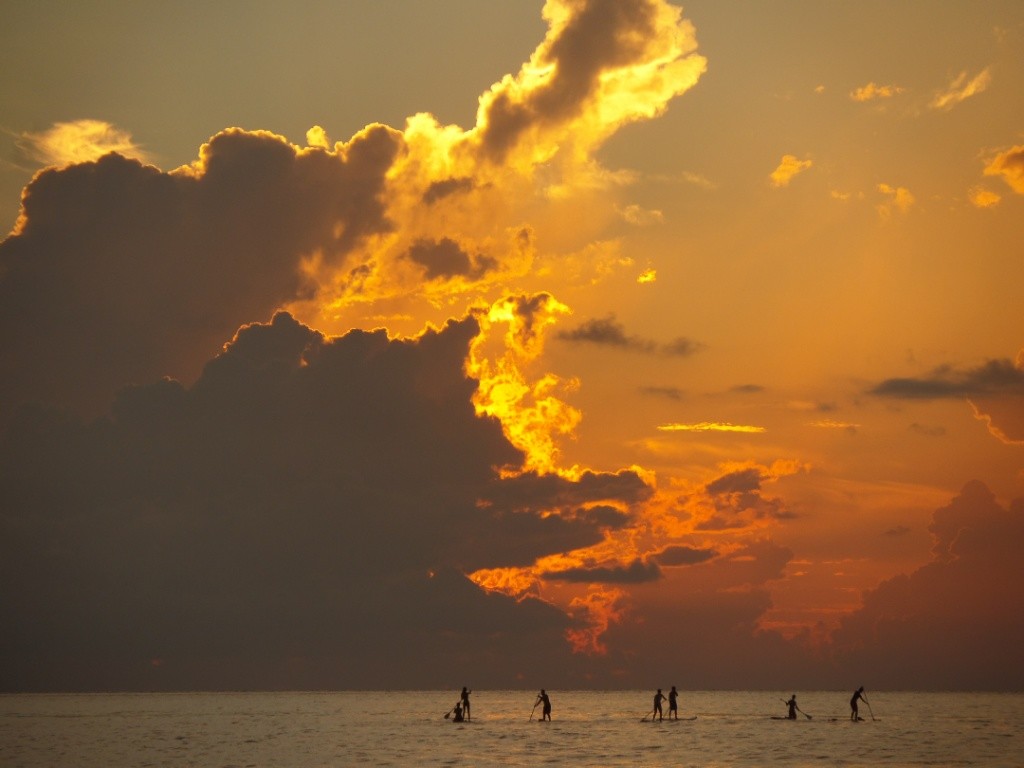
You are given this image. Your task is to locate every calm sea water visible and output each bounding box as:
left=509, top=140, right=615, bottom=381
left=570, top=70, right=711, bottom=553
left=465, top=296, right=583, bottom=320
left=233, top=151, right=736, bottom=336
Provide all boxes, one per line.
left=2, top=690, right=1021, bottom=767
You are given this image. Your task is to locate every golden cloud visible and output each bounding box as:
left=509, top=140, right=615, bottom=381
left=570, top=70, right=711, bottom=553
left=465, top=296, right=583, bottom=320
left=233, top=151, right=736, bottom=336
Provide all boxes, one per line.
left=968, top=186, right=1002, bottom=208
left=658, top=422, right=767, bottom=433
left=769, top=154, right=812, bottom=188
left=850, top=82, right=905, bottom=102
left=929, top=67, right=992, bottom=111
left=983, top=145, right=1024, bottom=194
left=18, top=119, right=154, bottom=168
left=877, top=182, right=915, bottom=218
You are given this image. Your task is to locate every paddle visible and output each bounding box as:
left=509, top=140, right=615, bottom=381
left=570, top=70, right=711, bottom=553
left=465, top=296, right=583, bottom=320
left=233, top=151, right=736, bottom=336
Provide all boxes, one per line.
left=444, top=706, right=454, bottom=720
left=864, top=696, right=876, bottom=721
left=640, top=710, right=655, bottom=722
left=529, top=701, right=538, bottom=722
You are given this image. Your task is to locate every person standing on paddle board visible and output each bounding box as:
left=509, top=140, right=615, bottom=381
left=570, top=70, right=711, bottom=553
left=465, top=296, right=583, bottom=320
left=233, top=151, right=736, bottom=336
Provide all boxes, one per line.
left=652, top=688, right=666, bottom=722
left=850, top=686, right=866, bottom=721
left=535, top=689, right=551, bottom=721
left=785, top=694, right=799, bottom=720
left=668, top=686, right=679, bottom=720
left=460, top=687, right=472, bottom=721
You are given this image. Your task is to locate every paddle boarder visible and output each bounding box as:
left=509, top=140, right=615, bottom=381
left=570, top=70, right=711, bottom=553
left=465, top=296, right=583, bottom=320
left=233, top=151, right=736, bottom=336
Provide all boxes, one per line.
left=460, top=687, right=472, bottom=721
left=452, top=702, right=464, bottom=722
left=652, top=688, right=666, bottom=722
left=785, top=694, right=799, bottom=720
left=668, top=686, right=679, bottom=720
left=535, top=689, right=551, bottom=721
left=850, top=686, right=866, bottom=721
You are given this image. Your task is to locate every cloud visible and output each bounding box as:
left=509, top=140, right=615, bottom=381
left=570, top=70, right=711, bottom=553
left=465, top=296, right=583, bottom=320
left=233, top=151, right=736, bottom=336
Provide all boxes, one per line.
left=404, top=237, right=498, bottom=280
left=639, top=385, right=684, bottom=400
left=929, top=67, right=992, bottom=111
left=849, top=82, right=905, bottom=102
left=769, top=154, right=812, bottom=188
left=541, top=557, right=662, bottom=584
left=869, top=356, right=1024, bottom=400
left=872, top=354, right=1024, bottom=446
left=618, top=203, right=663, bottom=226
left=983, top=145, right=1024, bottom=194
left=876, top=182, right=915, bottom=217
left=0, top=310, right=654, bottom=690
left=968, top=185, right=1001, bottom=208
left=830, top=481, right=1024, bottom=690
left=658, top=422, right=766, bottom=433
left=909, top=422, right=947, bottom=438
left=653, top=544, right=717, bottom=566
left=1, top=0, right=708, bottom=423
left=0, top=127, right=400, bottom=417
left=475, top=0, right=706, bottom=164
left=809, top=419, right=860, bottom=433
left=555, top=315, right=703, bottom=356
left=17, top=119, right=154, bottom=168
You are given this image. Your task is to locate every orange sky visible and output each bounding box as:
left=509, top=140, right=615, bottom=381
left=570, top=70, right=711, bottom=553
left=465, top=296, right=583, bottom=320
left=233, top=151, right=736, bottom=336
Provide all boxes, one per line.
left=1, top=0, right=1023, bottom=691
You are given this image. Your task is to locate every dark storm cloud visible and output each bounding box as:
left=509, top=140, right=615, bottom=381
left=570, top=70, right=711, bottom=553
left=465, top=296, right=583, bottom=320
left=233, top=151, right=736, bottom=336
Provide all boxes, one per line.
left=556, top=315, right=702, bottom=356
left=403, top=237, right=497, bottom=280
left=831, top=481, right=1024, bottom=690
left=0, top=126, right=401, bottom=418
left=705, top=467, right=762, bottom=495
left=869, top=358, right=1024, bottom=399
left=0, top=311, right=640, bottom=691
left=540, top=558, right=662, bottom=584
left=652, top=544, right=717, bottom=566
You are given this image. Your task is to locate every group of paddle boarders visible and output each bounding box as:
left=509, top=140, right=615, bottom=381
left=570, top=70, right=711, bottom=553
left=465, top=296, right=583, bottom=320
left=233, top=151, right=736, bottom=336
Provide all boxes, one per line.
left=781, top=687, right=872, bottom=721
left=447, top=687, right=473, bottom=722
left=648, top=686, right=681, bottom=721
left=446, top=685, right=871, bottom=722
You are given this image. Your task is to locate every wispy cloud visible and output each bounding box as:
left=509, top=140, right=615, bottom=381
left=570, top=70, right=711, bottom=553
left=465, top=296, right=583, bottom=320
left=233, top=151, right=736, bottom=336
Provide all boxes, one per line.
left=877, top=182, right=915, bottom=218
left=929, top=67, right=992, bottom=111
left=658, top=422, right=766, bottom=433
left=18, top=119, right=154, bottom=168
left=770, top=154, right=812, bottom=188
left=850, top=82, right=905, bottom=102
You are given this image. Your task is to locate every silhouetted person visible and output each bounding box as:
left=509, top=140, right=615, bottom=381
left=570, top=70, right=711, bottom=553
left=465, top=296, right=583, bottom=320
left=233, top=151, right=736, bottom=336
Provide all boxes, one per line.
left=850, top=686, right=866, bottom=721
left=653, top=688, right=666, bottom=722
left=786, top=694, right=798, bottom=720
left=668, top=686, right=679, bottom=720
left=461, top=687, right=472, bottom=721
left=536, top=689, right=551, bottom=721
left=452, top=702, right=464, bottom=722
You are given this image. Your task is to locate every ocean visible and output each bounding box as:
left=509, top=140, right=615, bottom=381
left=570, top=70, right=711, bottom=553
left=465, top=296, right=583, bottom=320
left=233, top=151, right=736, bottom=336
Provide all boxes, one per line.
left=2, top=690, right=1021, bottom=767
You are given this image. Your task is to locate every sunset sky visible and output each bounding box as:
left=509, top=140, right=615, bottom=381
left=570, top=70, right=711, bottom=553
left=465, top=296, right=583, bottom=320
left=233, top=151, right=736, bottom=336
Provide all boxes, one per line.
left=2, top=0, right=1023, bottom=692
